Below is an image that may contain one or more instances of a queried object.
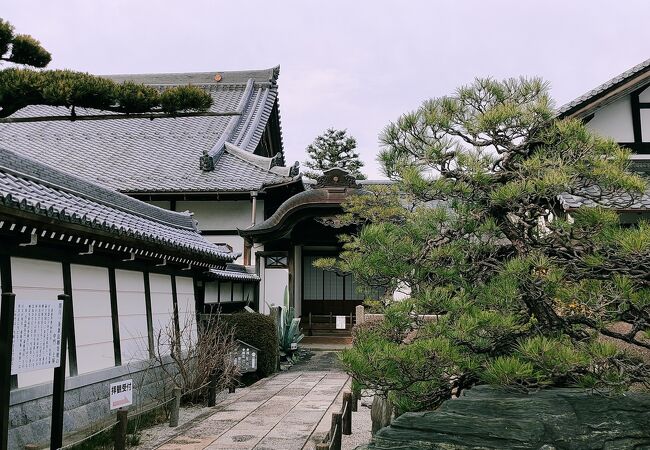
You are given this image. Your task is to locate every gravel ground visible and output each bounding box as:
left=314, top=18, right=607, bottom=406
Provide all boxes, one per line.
left=342, top=402, right=372, bottom=450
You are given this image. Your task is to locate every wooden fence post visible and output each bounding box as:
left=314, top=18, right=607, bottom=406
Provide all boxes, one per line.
left=114, top=408, right=128, bottom=450
left=207, top=370, right=218, bottom=407
left=342, top=392, right=352, bottom=435
left=169, top=387, right=181, bottom=427
left=315, top=443, right=329, bottom=450
left=352, top=392, right=358, bottom=412
left=50, top=294, right=71, bottom=450
left=331, top=412, right=342, bottom=450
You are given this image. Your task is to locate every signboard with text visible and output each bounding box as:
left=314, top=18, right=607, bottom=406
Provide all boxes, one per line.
left=109, top=379, right=133, bottom=410
left=11, top=300, right=64, bottom=374
left=336, top=315, right=346, bottom=330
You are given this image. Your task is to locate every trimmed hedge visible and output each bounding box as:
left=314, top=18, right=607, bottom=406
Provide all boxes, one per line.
left=224, top=312, right=278, bottom=377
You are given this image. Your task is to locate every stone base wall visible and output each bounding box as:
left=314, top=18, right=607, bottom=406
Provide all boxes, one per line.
left=9, top=358, right=174, bottom=449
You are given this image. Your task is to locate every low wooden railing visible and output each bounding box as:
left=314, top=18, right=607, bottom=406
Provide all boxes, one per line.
left=316, top=390, right=358, bottom=450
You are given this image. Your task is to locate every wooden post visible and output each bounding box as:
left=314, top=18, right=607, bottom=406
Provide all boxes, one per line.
left=114, top=408, right=128, bottom=450
left=207, top=370, right=218, bottom=407
left=50, top=294, right=71, bottom=450
left=329, top=312, right=332, bottom=329
left=308, top=312, right=313, bottom=336
left=330, top=412, right=342, bottom=450
left=342, top=392, right=352, bottom=435
left=169, top=387, right=181, bottom=427
left=349, top=312, right=353, bottom=330
left=0, top=292, right=16, bottom=450
left=352, top=392, right=358, bottom=412
left=315, top=443, right=329, bottom=450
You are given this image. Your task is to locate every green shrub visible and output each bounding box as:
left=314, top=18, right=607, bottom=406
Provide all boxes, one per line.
left=224, top=312, right=278, bottom=377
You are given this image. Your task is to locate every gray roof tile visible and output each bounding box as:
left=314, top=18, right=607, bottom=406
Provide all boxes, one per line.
left=557, top=58, right=650, bottom=118
left=0, top=67, right=294, bottom=192
left=0, top=147, right=235, bottom=263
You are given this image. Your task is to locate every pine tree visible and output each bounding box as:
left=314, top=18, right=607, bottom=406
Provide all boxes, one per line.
left=0, top=18, right=212, bottom=120
left=326, top=77, right=650, bottom=413
left=303, top=128, right=366, bottom=180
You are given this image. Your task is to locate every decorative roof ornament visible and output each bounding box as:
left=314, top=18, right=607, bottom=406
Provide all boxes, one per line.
left=199, top=150, right=214, bottom=171
left=289, top=161, right=300, bottom=177
left=314, top=167, right=359, bottom=189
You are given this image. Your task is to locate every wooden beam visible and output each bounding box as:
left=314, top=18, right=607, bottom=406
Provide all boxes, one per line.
left=143, top=272, right=155, bottom=359
left=108, top=268, right=122, bottom=366
left=0, top=291, right=15, bottom=450
left=0, top=110, right=240, bottom=124
left=61, top=263, right=78, bottom=377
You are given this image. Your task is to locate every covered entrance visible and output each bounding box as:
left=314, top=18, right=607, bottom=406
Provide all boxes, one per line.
left=240, top=169, right=371, bottom=333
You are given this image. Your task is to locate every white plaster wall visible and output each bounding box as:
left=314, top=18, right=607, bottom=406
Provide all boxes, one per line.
left=638, top=85, right=650, bottom=102
left=263, top=268, right=288, bottom=313
left=587, top=96, right=634, bottom=142
left=115, top=269, right=149, bottom=364
left=177, top=199, right=264, bottom=230
left=12, top=258, right=63, bottom=387
left=70, top=264, right=115, bottom=375
left=149, top=274, right=175, bottom=355
left=205, top=281, right=219, bottom=304
left=205, top=235, right=245, bottom=264
left=175, top=277, right=197, bottom=348
left=149, top=200, right=171, bottom=210
left=641, top=109, right=650, bottom=142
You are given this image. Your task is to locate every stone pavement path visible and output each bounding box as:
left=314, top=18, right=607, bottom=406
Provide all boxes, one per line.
left=155, top=352, right=349, bottom=450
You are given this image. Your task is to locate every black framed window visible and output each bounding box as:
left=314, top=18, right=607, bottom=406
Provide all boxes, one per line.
left=266, top=255, right=287, bottom=268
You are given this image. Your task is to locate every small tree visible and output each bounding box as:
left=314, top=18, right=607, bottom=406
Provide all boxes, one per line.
left=330, top=77, right=650, bottom=414
left=303, top=128, right=366, bottom=179
left=0, top=18, right=212, bottom=120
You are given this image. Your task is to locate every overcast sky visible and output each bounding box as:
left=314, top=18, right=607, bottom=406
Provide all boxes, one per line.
left=3, top=1, right=649, bottom=178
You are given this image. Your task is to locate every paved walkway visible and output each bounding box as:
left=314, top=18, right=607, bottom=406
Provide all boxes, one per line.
left=156, top=352, right=349, bottom=450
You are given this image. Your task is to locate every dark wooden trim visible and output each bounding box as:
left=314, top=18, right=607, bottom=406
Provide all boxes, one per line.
left=61, top=262, right=78, bottom=377
left=288, top=246, right=295, bottom=309
left=171, top=275, right=181, bottom=348
left=0, top=255, right=11, bottom=293
left=639, top=102, right=650, bottom=108
left=0, top=292, right=15, bottom=449
left=143, top=272, right=155, bottom=359
left=169, top=200, right=177, bottom=212
left=200, top=230, right=241, bottom=236
left=631, top=90, right=643, bottom=144
left=0, top=257, right=17, bottom=390
left=50, top=293, right=71, bottom=450
left=128, top=192, right=258, bottom=202
left=620, top=142, right=650, bottom=153
left=108, top=268, right=121, bottom=366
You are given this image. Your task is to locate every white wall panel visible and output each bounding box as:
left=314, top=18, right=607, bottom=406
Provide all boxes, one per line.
left=70, top=264, right=115, bottom=375
left=264, top=268, right=288, bottom=312
left=587, top=97, right=634, bottom=142
left=115, top=269, right=149, bottom=364
left=177, top=200, right=263, bottom=230
left=206, top=235, right=244, bottom=264
left=176, top=277, right=196, bottom=348
left=638, top=86, right=650, bottom=103
left=149, top=273, right=174, bottom=355
left=11, top=258, right=63, bottom=387
left=205, top=281, right=219, bottom=304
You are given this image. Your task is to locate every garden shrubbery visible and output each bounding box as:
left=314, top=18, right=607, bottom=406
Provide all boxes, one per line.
left=224, top=312, right=278, bottom=377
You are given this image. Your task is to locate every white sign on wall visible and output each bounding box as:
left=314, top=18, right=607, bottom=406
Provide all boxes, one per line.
left=11, top=300, right=64, bottom=375
left=109, top=379, right=133, bottom=410
left=336, top=315, right=346, bottom=330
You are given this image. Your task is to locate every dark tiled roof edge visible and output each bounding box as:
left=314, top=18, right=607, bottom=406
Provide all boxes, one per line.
left=557, top=58, right=650, bottom=118
left=0, top=147, right=197, bottom=231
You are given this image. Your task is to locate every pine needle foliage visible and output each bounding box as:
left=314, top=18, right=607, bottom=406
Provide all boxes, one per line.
left=303, top=128, right=366, bottom=179
left=0, top=18, right=212, bottom=118
left=333, top=77, right=650, bottom=413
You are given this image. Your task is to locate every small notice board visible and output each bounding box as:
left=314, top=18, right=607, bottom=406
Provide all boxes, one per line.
left=110, top=379, right=133, bottom=410
left=11, top=300, right=64, bottom=375
left=335, top=315, right=346, bottom=330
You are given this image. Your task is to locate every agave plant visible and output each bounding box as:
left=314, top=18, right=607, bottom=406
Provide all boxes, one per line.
left=277, top=287, right=304, bottom=360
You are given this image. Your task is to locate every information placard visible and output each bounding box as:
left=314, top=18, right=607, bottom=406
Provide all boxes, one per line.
left=11, top=300, right=64, bottom=375
left=336, top=315, right=346, bottom=330
left=109, top=379, right=133, bottom=410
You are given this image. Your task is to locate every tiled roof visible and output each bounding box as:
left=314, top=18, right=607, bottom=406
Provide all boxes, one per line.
left=0, top=67, right=296, bottom=193
left=0, top=146, right=235, bottom=263
left=557, top=58, right=650, bottom=118
left=207, top=264, right=260, bottom=282
left=559, top=188, right=650, bottom=211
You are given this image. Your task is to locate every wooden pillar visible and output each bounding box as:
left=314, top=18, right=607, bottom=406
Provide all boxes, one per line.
left=50, top=294, right=71, bottom=450
left=0, top=292, right=16, bottom=450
